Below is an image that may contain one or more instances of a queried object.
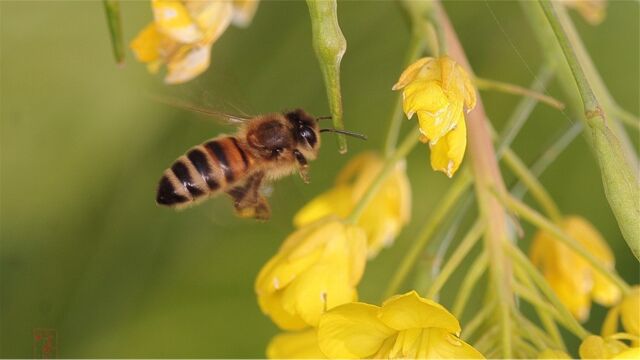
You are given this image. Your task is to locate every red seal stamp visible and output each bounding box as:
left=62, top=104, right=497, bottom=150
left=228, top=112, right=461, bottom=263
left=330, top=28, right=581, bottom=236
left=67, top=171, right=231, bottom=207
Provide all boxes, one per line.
left=33, top=328, right=57, bottom=358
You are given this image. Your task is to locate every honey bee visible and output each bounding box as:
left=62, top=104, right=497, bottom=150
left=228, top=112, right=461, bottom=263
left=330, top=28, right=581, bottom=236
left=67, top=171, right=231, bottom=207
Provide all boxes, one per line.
left=156, top=106, right=366, bottom=220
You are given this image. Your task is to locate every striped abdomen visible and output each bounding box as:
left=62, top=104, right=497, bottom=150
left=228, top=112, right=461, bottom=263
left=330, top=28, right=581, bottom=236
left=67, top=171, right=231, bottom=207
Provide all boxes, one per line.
left=156, top=136, right=253, bottom=207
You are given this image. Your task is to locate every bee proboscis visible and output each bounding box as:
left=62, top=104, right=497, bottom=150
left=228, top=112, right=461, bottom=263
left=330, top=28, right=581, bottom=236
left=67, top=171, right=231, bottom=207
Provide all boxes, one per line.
left=156, top=107, right=366, bottom=220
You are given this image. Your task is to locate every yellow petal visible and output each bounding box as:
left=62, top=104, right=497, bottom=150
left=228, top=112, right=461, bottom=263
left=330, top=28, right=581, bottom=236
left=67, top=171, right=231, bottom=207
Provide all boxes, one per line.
left=602, top=304, right=621, bottom=337
left=130, top=24, right=162, bottom=63
left=379, top=290, right=461, bottom=334
left=621, top=286, right=640, bottom=336
left=345, top=225, right=367, bottom=285
left=152, top=0, right=202, bottom=43
left=266, top=329, right=325, bottom=359
left=403, top=79, right=450, bottom=120
left=613, top=347, right=640, bottom=359
left=537, top=349, right=572, bottom=359
left=414, top=328, right=485, bottom=359
left=580, top=335, right=629, bottom=359
left=232, top=0, right=260, bottom=27
left=428, top=114, right=466, bottom=177
left=164, top=43, right=212, bottom=84
left=257, top=290, right=308, bottom=331
left=293, top=186, right=352, bottom=227
left=317, top=302, right=395, bottom=359
left=186, top=0, right=233, bottom=44
left=392, top=57, right=439, bottom=90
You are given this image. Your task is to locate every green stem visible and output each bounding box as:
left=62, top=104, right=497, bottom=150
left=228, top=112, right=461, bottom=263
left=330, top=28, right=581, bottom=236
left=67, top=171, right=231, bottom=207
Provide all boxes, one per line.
left=513, top=262, right=566, bottom=351
left=507, top=243, right=591, bottom=339
left=461, top=302, right=494, bottom=341
left=514, top=312, right=557, bottom=352
left=306, top=0, right=348, bottom=153
left=502, top=148, right=563, bottom=223
left=452, top=252, right=487, bottom=318
left=383, top=171, right=471, bottom=298
left=103, top=0, right=125, bottom=65
left=499, top=192, right=631, bottom=294
left=347, top=128, right=420, bottom=224
left=537, top=0, right=640, bottom=261
left=425, top=221, right=484, bottom=298
left=384, top=35, right=424, bottom=157
left=474, top=76, right=564, bottom=110
left=613, top=106, right=640, bottom=131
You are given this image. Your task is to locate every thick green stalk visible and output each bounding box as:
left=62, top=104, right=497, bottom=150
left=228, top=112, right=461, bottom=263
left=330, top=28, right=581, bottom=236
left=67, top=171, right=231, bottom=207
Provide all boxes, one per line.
left=438, top=3, right=514, bottom=357
left=103, top=0, right=125, bottom=65
left=531, top=0, right=640, bottom=260
left=306, top=0, right=348, bottom=153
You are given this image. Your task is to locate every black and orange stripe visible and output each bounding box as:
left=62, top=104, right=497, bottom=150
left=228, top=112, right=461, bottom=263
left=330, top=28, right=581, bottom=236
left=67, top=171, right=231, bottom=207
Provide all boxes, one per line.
left=156, top=136, right=253, bottom=207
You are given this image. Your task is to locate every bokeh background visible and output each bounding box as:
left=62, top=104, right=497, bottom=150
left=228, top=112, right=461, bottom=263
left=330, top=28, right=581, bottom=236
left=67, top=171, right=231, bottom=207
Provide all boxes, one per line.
left=1, top=0, right=638, bottom=357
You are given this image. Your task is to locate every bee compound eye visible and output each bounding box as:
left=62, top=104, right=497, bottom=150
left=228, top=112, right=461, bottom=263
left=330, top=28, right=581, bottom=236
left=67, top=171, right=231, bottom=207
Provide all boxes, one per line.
left=300, top=126, right=317, bottom=148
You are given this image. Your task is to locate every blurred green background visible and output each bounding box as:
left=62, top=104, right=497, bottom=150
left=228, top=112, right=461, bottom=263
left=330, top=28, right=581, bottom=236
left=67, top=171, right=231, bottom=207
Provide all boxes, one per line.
left=1, top=0, right=638, bottom=357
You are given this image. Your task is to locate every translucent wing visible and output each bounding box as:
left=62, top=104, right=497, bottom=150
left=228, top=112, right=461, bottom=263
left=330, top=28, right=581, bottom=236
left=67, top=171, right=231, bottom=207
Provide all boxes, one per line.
left=150, top=95, right=252, bottom=125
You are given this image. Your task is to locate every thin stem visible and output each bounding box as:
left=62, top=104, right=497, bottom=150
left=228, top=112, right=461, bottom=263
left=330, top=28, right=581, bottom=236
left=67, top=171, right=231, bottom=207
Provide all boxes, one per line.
left=498, top=192, right=631, bottom=294
left=512, top=121, right=583, bottom=199
left=461, top=302, right=494, bottom=342
left=507, top=243, right=591, bottom=339
left=306, top=0, right=348, bottom=153
left=103, top=0, right=125, bottom=65
left=538, top=0, right=640, bottom=260
left=514, top=262, right=566, bottom=351
left=474, top=76, right=564, bottom=110
left=426, top=221, right=484, bottom=298
left=502, top=148, right=563, bottom=223
left=514, top=312, right=557, bottom=351
left=384, top=35, right=424, bottom=157
left=613, top=106, right=640, bottom=131
left=452, top=252, right=487, bottom=318
left=347, top=128, right=420, bottom=224
left=383, top=172, right=471, bottom=299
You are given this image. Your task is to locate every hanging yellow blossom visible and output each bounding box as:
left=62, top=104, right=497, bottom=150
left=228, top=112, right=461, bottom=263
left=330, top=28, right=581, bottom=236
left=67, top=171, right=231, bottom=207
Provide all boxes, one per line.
left=579, top=335, right=640, bottom=359
left=317, top=290, right=484, bottom=359
left=130, top=0, right=259, bottom=84
left=564, top=0, right=607, bottom=25
left=392, top=56, right=476, bottom=177
left=294, top=152, right=411, bottom=258
left=266, top=330, right=324, bottom=359
left=255, top=217, right=367, bottom=330
left=530, top=215, right=621, bottom=322
left=602, top=286, right=640, bottom=344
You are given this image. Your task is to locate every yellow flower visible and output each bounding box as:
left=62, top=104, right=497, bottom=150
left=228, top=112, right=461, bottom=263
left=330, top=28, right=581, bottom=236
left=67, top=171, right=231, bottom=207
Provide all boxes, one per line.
left=603, top=286, right=640, bottom=344
left=293, top=152, right=411, bottom=258
left=255, top=217, right=367, bottom=330
left=530, top=215, right=621, bottom=321
left=130, top=0, right=259, bottom=84
left=564, top=0, right=607, bottom=25
left=266, top=329, right=324, bottom=359
left=317, top=290, right=484, bottom=359
left=392, top=56, right=476, bottom=177
left=579, top=335, right=639, bottom=359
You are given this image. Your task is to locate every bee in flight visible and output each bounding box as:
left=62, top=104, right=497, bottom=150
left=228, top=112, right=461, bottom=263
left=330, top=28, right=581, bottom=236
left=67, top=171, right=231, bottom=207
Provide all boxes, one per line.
left=156, top=104, right=366, bottom=220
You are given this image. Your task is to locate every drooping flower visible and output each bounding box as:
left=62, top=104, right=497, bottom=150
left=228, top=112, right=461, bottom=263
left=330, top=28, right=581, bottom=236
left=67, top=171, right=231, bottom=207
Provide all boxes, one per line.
left=529, top=215, right=621, bottom=321
left=266, top=329, right=324, bottom=359
left=255, top=217, right=367, bottom=330
left=393, top=56, right=476, bottom=177
left=602, top=286, right=640, bottom=345
left=564, top=0, right=607, bottom=25
left=294, top=152, right=411, bottom=258
left=579, top=335, right=640, bottom=359
left=130, top=0, right=259, bottom=84
left=317, top=290, right=484, bottom=359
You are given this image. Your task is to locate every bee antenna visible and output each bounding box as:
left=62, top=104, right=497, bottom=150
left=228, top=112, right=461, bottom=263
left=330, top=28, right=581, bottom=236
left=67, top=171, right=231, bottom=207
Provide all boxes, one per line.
left=316, top=115, right=332, bottom=121
left=320, top=128, right=368, bottom=141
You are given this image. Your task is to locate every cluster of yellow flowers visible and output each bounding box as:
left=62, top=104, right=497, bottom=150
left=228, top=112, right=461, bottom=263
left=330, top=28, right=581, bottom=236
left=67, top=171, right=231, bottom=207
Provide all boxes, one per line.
left=130, top=0, right=259, bottom=84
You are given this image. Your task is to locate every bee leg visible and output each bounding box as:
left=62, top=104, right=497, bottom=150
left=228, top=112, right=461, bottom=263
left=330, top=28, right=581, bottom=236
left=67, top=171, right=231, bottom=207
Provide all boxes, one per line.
left=293, top=150, right=310, bottom=184
left=227, top=171, right=271, bottom=220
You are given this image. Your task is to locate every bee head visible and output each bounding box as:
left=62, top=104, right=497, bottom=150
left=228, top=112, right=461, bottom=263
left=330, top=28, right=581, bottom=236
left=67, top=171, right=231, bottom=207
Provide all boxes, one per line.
left=285, top=109, right=321, bottom=155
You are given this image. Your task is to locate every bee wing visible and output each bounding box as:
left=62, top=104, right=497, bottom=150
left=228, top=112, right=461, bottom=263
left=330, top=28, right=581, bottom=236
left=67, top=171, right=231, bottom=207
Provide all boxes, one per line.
left=150, top=95, right=252, bottom=125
